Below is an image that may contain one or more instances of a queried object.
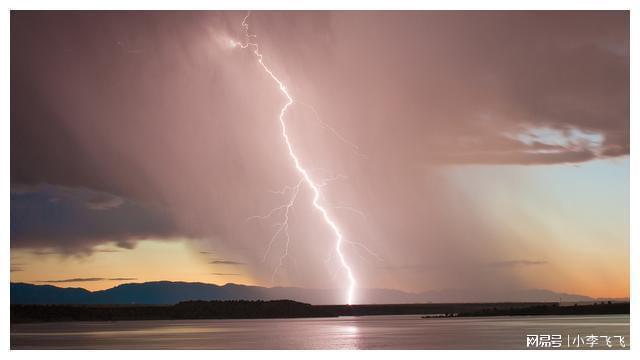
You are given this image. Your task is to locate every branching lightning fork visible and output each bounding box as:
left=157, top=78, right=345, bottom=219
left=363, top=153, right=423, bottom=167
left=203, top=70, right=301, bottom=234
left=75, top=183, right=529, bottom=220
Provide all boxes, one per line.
left=231, top=11, right=357, bottom=304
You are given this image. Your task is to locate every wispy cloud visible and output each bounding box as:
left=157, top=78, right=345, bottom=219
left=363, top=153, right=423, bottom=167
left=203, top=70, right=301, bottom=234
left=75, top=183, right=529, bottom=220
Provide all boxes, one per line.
left=211, top=273, right=240, bottom=276
left=31, top=249, right=122, bottom=256
left=36, top=277, right=105, bottom=283
left=86, top=195, right=124, bottom=210
left=488, top=260, right=548, bottom=268
left=107, top=277, right=137, bottom=281
left=31, top=250, right=66, bottom=256
left=210, top=260, right=245, bottom=265
left=35, top=277, right=137, bottom=283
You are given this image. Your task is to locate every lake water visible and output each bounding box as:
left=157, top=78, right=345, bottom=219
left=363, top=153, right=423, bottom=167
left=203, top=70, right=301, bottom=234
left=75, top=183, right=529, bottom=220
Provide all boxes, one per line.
left=11, top=314, right=630, bottom=349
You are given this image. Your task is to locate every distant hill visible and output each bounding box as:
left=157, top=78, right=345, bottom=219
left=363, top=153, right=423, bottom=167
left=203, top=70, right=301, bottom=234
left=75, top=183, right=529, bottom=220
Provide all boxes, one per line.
left=10, top=281, right=596, bottom=305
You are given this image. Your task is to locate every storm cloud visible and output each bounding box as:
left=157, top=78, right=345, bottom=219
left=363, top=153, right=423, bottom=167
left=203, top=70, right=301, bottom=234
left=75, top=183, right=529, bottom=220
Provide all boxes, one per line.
left=10, top=11, right=629, bottom=294
left=11, top=184, right=186, bottom=254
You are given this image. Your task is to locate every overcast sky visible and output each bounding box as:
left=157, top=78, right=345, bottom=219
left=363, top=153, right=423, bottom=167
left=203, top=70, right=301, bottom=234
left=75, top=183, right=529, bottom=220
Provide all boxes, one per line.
left=10, top=11, right=629, bottom=302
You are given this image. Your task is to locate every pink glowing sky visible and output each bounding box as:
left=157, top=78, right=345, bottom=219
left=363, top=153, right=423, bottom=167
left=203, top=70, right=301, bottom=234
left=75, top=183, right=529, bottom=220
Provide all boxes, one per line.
left=11, top=11, right=629, bottom=300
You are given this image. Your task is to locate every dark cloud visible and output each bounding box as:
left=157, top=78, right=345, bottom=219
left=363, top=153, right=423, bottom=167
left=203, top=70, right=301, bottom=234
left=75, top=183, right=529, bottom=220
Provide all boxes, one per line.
left=11, top=184, right=186, bottom=254
left=11, top=11, right=627, bottom=205
left=289, top=11, right=629, bottom=166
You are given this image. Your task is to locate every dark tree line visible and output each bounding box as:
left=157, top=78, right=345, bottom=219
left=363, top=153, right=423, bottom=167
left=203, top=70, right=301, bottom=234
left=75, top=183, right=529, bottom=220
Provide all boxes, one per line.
left=11, top=300, right=337, bottom=323
left=456, top=302, right=630, bottom=317
left=11, top=300, right=629, bottom=323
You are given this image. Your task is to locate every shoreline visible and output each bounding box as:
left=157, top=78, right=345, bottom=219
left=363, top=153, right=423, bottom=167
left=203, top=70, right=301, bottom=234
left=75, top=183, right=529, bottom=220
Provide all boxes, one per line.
left=11, top=300, right=629, bottom=324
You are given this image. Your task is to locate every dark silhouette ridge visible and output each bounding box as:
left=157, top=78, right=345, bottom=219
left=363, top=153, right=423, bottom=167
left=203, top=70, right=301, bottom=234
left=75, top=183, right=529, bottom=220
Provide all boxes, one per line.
left=11, top=281, right=602, bottom=305
left=454, top=302, right=630, bottom=317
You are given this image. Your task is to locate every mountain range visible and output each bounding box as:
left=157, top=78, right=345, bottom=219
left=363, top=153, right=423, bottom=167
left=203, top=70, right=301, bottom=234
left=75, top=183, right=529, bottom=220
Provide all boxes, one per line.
left=10, top=281, right=602, bottom=305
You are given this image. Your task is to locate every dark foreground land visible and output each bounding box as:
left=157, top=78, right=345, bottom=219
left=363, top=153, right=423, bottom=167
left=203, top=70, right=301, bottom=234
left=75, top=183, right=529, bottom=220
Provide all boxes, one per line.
left=10, top=300, right=629, bottom=323
left=455, top=301, right=629, bottom=317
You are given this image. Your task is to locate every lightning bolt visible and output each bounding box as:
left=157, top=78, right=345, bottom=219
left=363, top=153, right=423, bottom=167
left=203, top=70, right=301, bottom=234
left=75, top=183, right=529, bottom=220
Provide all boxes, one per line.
left=232, top=11, right=356, bottom=304
left=259, top=178, right=302, bottom=281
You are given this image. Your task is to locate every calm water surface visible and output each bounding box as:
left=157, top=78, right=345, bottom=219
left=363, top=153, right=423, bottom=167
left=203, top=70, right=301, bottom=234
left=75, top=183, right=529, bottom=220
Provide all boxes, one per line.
left=11, top=314, right=630, bottom=349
